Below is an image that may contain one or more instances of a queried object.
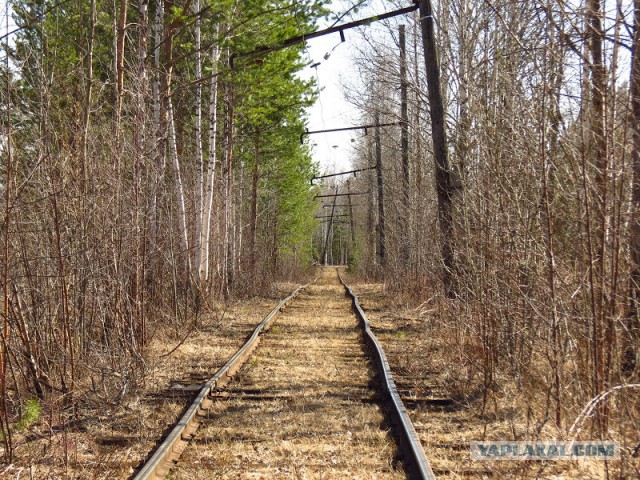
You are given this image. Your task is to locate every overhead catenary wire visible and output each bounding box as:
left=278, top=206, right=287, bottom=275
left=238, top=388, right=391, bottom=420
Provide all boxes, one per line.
left=230, top=2, right=419, bottom=68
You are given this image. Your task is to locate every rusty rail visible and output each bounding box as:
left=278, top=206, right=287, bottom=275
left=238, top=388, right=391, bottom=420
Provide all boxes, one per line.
left=132, top=281, right=312, bottom=480
left=338, top=270, right=437, bottom=480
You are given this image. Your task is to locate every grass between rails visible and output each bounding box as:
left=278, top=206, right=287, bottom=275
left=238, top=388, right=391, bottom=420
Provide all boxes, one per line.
left=171, top=268, right=406, bottom=479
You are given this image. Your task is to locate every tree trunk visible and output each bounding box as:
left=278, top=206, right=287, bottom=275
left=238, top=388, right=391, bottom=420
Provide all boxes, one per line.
left=627, top=0, right=640, bottom=375
left=115, top=0, right=128, bottom=145
left=193, top=0, right=204, bottom=283
left=77, top=0, right=95, bottom=356
left=168, top=97, right=191, bottom=276
left=541, top=22, right=562, bottom=428
left=149, top=0, right=165, bottom=292
left=250, top=140, right=259, bottom=273
left=222, top=80, right=234, bottom=296
left=1, top=48, right=14, bottom=459
left=200, top=44, right=221, bottom=285
left=133, top=0, right=148, bottom=349
left=81, top=0, right=95, bottom=192
left=586, top=0, right=611, bottom=432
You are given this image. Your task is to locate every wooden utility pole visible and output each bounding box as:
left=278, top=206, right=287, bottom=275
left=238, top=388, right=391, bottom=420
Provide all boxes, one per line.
left=322, top=187, right=339, bottom=265
left=375, top=112, right=386, bottom=268
left=347, top=180, right=356, bottom=246
left=368, top=138, right=376, bottom=263
left=400, top=24, right=410, bottom=268
left=418, top=0, right=455, bottom=295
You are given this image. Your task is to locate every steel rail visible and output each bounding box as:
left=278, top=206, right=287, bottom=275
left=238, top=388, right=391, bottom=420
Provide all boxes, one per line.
left=338, top=271, right=437, bottom=480
left=132, top=280, right=313, bottom=480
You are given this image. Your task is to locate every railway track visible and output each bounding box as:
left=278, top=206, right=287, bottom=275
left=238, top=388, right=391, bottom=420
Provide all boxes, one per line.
left=133, top=268, right=435, bottom=479
left=349, top=283, right=492, bottom=479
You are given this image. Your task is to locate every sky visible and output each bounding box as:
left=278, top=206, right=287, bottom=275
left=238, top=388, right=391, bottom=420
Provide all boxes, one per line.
left=298, top=31, right=357, bottom=176
left=298, top=0, right=396, bottom=176
left=1, top=0, right=17, bottom=68
left=0, top=0, right=15, bottom=37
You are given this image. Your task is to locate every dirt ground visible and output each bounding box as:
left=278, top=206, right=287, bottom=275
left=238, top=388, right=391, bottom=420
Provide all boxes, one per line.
left=171, top=268, right=404, bottom=479
left=345, top=273, right=637, bottom=480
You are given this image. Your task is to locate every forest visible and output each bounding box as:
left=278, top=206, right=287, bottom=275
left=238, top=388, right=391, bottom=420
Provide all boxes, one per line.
left=0, top=0, right=324, bottom=457
left=1, top=0, right=639, bottom=477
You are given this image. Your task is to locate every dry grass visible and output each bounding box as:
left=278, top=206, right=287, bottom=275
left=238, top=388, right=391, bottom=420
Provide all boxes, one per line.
left=1, top=296, right=285, bottom=479
left=347, top=276, right=638, bottom=480
left=172, top=268, right=405, bottom=479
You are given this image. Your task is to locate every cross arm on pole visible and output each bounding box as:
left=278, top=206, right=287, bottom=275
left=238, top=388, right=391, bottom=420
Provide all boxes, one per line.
left=300, top=122, right=403, bottom=144
left=314, top=191, right=369, bottom=199
left=311, top=166, right=376, bottom=183
left=322, top=204, right=361, bottom=208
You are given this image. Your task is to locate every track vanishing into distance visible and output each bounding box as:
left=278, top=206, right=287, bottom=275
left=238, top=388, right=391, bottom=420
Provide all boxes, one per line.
left=133, top=268, right=435, bottom=480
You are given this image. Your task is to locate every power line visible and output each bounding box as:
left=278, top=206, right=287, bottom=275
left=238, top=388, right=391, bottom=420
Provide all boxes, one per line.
left=230, top=2, right=419, bottom=68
